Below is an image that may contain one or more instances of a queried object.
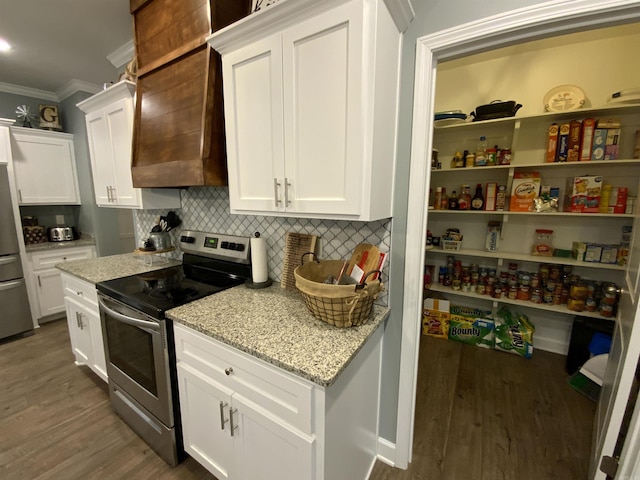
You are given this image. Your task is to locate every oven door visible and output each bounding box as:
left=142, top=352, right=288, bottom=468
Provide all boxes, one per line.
left=98, top=293, right=173, bottom=427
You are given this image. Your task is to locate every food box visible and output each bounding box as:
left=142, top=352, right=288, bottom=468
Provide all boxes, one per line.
left=422, top=298, right=450, bottom=338
left=584, top=243, right=603, bottom=262
left=567, top=120, right=582, bottom=162
left=566, top=175, right=602, bottom=213
left=572, top=241, right=587, bottom=261
left=556, top=122, right=570, bottom=162
left=448, top=306, right=494, bottom=349
left=546, top=124, right=559, bottom=163
left=510, top=172, right=540, bottom=212
left=600, top=245, right=619, bottom=264
left=591, top=129, right=608, bottom=160
left=485, top=182, right=497, bottom=211
left=579, top=118, right=596, bottom=161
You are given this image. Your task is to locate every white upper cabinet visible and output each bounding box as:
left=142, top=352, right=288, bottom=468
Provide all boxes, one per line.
left=10, top=127, right=81, bottom=205
left=77, top=81, right=181, bottom=209
left=208, top=0, right=413, bottom=221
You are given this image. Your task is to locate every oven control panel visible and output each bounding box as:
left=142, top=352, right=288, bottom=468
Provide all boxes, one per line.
left=179, top=231, right=251, bottom=263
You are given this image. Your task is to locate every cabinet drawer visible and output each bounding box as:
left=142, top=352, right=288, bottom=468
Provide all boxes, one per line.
left=31, top=247, right=94, bottom=270
left=62, top=274, right=98, bottom=310
left=174, top=323, right=314, bottom=434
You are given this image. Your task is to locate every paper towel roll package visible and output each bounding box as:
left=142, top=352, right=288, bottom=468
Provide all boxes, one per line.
left=250, top=236, right=269, bottom=283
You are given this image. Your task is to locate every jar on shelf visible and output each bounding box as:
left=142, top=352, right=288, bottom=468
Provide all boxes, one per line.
left=532, top=229, right=554, bottom=256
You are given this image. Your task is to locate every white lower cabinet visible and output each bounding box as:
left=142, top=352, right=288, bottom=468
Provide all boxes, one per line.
left=174, top=322, right=382, bottom=480
left=27, top=246, right=95, bottom=321
left=61, top=272, right=107, bottom=382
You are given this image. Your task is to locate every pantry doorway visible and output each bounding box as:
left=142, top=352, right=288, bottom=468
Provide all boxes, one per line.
left=397, top=1, right=640, bottom=478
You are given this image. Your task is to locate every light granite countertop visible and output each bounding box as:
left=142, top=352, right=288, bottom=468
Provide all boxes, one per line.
left=57, top=254, right=388, bottom=387
left=166, top=284, right=389, bottom=387
left=56, top=253, right=181, bottom=284
left=26, top=237, right=97, bottom=253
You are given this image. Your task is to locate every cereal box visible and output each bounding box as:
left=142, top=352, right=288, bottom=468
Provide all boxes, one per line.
left=448, top=306, right=494, bottom=349
left=566, top=175, right=602, bottom=213
left=509, top=172, right=540, bottom=212
left=422, top=298, right=450, bottom=338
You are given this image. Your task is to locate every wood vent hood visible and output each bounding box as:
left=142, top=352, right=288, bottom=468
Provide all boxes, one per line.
left=130, top=0, right=252, bottom=188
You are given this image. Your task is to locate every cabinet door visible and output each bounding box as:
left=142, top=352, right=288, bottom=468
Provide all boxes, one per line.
left=176, top=362, right=236, bottom=480
left=223, top=34, right=285, bottom=213
left=233, top=394, right=314, bottom=480
left=64, top=296, right=92, bottom=366
left=10, top=130, right=80, bottom=205
left=281, top=2, right=363, bottom=216
left=106, top=98, right=140, bottom=207
left=86, top=109, right=116, bottom=206
left=35, top=267, right=65, bottom=317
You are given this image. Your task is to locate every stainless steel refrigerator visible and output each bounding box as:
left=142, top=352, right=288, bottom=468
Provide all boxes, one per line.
left=0, top=164, right=33, bottom=339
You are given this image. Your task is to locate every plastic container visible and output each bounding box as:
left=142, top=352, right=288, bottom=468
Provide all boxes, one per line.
left=532, top=229, right=554, bottom=256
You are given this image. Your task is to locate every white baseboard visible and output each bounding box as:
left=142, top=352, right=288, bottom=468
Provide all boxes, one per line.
left=535, top=335, right=569, bottom=355
left=376, top=436, right=397, bottom=467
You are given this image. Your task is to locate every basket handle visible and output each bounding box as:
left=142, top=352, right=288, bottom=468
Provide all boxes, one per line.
left=355, top=270, right=382, bottom=290
left=300, top=252, right=319, bottom=264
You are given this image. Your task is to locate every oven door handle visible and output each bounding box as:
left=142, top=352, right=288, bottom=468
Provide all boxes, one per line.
left=98, top=298, right=161, bottom=332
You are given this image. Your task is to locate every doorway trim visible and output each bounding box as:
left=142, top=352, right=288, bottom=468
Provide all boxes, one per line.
left=397, top=0, right=640, bottom=469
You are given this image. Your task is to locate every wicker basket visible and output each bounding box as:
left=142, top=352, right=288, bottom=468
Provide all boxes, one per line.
left=294, top=259, right=383, bottom=328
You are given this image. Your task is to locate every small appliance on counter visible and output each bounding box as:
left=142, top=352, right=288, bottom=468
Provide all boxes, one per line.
left=47, top=226, right=78, bottom=242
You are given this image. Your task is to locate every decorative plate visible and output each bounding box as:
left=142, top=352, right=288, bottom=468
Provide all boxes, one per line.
left=543, top=85, right=586, bottom=112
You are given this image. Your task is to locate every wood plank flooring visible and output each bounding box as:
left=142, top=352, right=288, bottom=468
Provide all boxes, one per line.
left=1, top=319, right=595, bottom=479
left=369, top=335, right=596, bottom=480
left=0, top=319, right=215, bottom=480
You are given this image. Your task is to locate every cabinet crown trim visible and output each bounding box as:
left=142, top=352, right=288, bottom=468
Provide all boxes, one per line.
left=207, top=0, right=414, bottom=53
left=76, top=80, right=136, bottom=113
left=10, top=126, right=73, bottom=140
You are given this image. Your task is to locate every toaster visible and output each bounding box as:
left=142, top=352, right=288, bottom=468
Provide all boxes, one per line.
left=48, top=226, right=77, bottom=242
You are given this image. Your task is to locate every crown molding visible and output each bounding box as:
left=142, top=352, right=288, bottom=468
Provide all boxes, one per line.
left=0, top=82, right=58, bottom=102
left=107, top=40, right=134, bottom=69
left=57, top=79, right=102, bottom=102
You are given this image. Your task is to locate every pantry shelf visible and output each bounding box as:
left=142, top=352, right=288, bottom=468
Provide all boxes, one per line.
left=432, top=158, right=640, bottom=173
left=427, top=283, right=617, bottom=321
left=425, top=247, right=626, bottom=271
left=427, top=209, right=634, bottom=218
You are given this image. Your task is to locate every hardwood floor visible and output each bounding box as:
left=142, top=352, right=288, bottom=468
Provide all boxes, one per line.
left=0, top=319, right=215, bottom=480
left=1, top=319, right=594, bottom=479
left=369, top=335, right=596, bottom=480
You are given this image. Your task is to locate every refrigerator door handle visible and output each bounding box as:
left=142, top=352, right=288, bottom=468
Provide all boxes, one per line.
left=0, top=255, right=19, bottom=266
left=0, top=279, right=23, bottom=292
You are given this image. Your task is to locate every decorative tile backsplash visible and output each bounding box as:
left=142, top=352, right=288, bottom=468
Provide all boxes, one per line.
left=133, top=187, right=392, bottom=304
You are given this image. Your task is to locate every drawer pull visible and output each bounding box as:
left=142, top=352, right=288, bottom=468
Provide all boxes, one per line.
left=219, top=401, right=229, bottom=431
left=225, top=367, right=233, bottom=376
left=229, top=407, right=238, bottom=437
left=76, top=290, right=83, bottom=296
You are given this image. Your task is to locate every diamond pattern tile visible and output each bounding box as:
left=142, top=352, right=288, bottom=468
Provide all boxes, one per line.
left=133, top=187, right=391, bottom=305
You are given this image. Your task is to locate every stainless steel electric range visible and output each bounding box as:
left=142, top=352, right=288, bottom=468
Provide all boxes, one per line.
left=96, top=231, right=251, bottom=466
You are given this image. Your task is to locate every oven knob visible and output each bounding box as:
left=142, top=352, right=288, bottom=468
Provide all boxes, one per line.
left=221, top=241, right=229, bottom=249
left=181, top=235, right=195, bottom=244
left=235, top=244, right=245, bottom=252
left=225, top=367, right=233, bottom=376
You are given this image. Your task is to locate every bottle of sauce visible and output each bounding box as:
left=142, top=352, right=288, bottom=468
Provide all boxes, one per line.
left=475, top=136, right=487, bottom=166
left=440, top=187, right=449, bottom=210
left=459, top=185, right=471, bottom=210
left=448, top=190, right=459, bottom=210
left=471, top=183, right=484, bottom=210
left=434, top=187, right=442, bottom=210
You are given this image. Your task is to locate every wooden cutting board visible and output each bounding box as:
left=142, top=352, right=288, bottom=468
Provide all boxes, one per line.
left=281, top=232, right=318, bottom=290
left=347, top=243, right=380, bottom=282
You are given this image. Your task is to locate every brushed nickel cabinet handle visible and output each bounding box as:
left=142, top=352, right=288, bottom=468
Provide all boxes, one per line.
left=219, top=401, right=229, bottom=431
left=18, top=189, right=23, bottom=203
left=284, top=178, right=292, bottom=206
left=37, top=275, right=41, bottom=288
left=229, top=407, right=238, bottom=437
left=273, top=178, right=281, bottom=206
left=106, top=186, right=111, bottom=202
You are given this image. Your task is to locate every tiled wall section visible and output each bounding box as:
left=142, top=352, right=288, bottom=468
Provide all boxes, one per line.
left=133, top=187, right=392, bottom=304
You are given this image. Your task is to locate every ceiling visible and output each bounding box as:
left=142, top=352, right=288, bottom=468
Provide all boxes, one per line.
left=0, top=0, right=133, bottom=100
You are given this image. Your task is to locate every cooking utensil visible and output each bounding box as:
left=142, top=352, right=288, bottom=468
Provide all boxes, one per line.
left=470, top=100, right=522, bottom=121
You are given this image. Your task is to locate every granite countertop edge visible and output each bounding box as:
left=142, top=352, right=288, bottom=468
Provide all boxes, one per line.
left=166, top=285, right=389, bottom=388
left=26, top=237, right=97, bottom=252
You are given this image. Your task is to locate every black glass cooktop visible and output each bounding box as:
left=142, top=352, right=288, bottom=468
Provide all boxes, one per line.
left=96, top=255, right=250, bottom=319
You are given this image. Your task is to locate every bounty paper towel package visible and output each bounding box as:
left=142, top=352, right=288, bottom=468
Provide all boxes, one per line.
left=447, top=305, right=495, bottom=349
left=494, top=306, right=535, bottom=359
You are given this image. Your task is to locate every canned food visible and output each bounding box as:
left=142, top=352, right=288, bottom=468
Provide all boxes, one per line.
left=508, top=285, right=518, bottom=299
left=530, top=273, right=540, bottom=289
left=477, top=284, right=486, bottom=295
left=568, top=298, right=585, bottom=311
left=543, top=291, right=554, bottom=304
left=600, top=304, right=614, bottom=317
left=530, top=287, right=542, bottom=303
left=517, top=285, right=531, bottom=301
left=585, top=298, right=597, bottom=312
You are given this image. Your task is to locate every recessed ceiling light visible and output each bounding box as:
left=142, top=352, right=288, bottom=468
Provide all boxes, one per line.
left=0, top=38, right=11, bottom=52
